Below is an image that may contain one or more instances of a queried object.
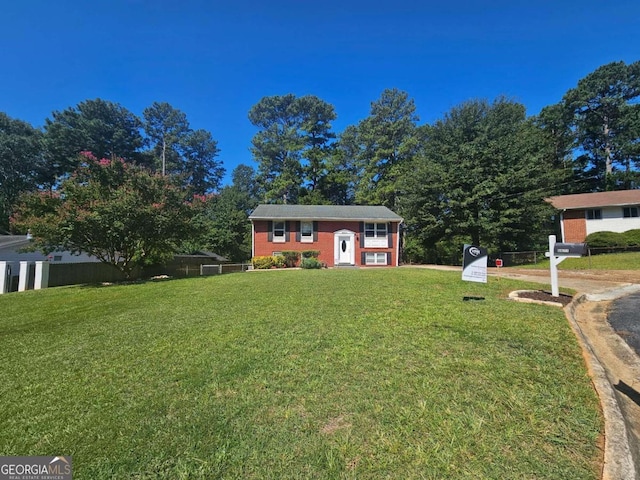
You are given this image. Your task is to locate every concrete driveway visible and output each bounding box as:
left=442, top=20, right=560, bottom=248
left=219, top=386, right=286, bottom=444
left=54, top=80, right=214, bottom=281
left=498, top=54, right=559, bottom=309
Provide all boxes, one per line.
left=608, top=292, right=640, bottom=357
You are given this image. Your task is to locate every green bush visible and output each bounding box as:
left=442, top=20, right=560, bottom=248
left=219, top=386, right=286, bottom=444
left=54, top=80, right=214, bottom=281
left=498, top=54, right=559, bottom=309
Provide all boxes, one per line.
left=252, top=256, right=275, bottom=269
left=585, top=231, right=627, bottom=248
left=623, top=229, right=640, bottom=247
left=281, top=251, right=300, bottom=267
left=301, top=257, right=322, bottom=269
left=253, top=255, right=288, bottom=269
left=301, top=250, right=320, bottom=259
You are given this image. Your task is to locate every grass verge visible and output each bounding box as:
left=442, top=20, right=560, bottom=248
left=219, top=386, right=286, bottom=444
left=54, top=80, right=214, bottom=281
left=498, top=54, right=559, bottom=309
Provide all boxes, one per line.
left=0, top=268, right=602, bottom=479
left=520, top=251, right=640, bottom=270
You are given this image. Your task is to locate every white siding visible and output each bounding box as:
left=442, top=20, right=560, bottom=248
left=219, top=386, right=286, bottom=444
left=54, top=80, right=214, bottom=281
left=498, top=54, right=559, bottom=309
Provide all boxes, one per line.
left=585, top=206, right=640, bottom=235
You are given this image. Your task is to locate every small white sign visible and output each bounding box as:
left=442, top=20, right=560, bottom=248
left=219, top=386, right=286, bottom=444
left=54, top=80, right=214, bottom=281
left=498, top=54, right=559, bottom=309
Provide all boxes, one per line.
left=462, top=244, right=488, bottom=283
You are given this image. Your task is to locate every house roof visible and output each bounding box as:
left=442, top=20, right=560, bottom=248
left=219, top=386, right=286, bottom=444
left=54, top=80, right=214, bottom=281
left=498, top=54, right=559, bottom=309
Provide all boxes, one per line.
left=249, top=204, right=403, bottom=222
left=545, top=190, right=640, bottom=210
left=0, top=235, right=31, bottom=251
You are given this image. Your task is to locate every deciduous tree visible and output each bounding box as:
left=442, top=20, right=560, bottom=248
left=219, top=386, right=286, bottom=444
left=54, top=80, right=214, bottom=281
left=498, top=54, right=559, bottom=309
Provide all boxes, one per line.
left=12, top=152, right=195, bottom=278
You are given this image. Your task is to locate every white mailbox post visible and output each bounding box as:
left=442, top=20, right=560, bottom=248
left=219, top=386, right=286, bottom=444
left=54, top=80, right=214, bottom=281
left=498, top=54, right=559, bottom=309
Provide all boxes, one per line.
left=546, top=235, right=587, bottom=297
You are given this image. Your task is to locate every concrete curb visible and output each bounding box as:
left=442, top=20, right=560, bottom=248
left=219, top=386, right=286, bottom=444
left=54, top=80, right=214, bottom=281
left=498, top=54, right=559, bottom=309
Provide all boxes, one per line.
left=566, top=294, right=638, bottom=480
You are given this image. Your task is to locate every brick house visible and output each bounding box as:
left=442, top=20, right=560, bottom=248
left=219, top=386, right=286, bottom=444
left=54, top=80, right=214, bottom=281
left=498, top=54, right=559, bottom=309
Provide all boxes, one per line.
left=249, top=205, right=404, bottom=267
left=546, top=190, right=640, bottom=242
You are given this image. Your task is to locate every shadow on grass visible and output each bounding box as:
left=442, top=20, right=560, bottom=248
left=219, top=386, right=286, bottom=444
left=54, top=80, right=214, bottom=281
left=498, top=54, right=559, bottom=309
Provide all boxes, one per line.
left=77, top=275, right=179, bottom=289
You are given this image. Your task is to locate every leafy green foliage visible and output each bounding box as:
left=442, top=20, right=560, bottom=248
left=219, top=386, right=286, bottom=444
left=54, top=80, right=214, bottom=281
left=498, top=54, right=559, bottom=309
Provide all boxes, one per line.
left=44, top=99, right=144, bottom=182
left=252, top=255, right=276, bottom=269
left=11, top=152, right=195, bottom=278
left=281, top=250, right=300, bottom=267
left=249, top=94, right=336, bottom=203
left=301, top=250, right=320, bottom=259
left=398, top=98, right=564, bottom=262
left=623, top=229, right=640, bottom=246
left=251, top=255, right=286, bottom=269
left=352, top=88, right=419, bottom=208
left=585, top=231, right=627, bottom=248
left=0, top=113, right=45, bottom=231
left=142, top=101, right=190, bottom=176
left=556, top=61, right=640, bottom=191
left=143, top=103, right=224, bottom=194
left=300, top=257, right=322, bottom=269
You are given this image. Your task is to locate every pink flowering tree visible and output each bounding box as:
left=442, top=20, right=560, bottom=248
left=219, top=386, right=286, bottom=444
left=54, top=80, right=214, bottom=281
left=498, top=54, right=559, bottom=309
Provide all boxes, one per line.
left=11, top=152, right=196, bottom=279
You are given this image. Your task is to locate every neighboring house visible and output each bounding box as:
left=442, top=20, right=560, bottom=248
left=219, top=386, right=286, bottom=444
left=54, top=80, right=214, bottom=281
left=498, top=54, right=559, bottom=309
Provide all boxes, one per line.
left=1, top=235, right=231, bottom=290
left=0, top=235, right=101, bottom=265
left=248, top=205, right=404, bottom=267
left=546, top=190, right=640, bottom=242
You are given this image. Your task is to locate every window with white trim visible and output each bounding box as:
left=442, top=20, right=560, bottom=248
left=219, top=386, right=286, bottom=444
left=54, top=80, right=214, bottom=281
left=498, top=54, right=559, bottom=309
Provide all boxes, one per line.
left=300, top=221, right=313, bottom=242
left=586, top=209, right=602, bottom=220
left=365, top=252, right=387, bottom=265
left=364, top=222, right=388, bottom=248
left=273, top=221, right=286, bottom=242
left=365, top=223, right=387, bottom=238
left=623, top=207, right=639, bottom=218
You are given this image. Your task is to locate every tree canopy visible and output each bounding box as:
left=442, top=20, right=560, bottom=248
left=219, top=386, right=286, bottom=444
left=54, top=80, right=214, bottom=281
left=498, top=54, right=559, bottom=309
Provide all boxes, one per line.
left=0, top=113, right=45, bottom=232
left=12, top=152, right=196, bottom=278
left=2, top=59, right=640, bottom=265
left=399, top=98, right=565, bottom=262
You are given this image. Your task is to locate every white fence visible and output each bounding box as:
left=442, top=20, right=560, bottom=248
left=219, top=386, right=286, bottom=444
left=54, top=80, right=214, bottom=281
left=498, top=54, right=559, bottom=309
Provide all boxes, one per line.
left=0, top=261, right=252, bottom=294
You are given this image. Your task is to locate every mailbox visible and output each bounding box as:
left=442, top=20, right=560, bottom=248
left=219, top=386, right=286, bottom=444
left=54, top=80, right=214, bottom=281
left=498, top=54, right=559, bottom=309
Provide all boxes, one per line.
left=553, top=242, right=587, bottom=257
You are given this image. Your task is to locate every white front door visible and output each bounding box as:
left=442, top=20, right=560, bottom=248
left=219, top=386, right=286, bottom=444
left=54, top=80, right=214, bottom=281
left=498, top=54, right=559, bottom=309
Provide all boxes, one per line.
left=334, top=230, right=355, bottom=265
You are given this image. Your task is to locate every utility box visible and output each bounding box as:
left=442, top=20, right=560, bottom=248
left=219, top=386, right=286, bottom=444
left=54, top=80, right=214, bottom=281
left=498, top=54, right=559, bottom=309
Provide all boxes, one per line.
left=553, top=242, right=587, bottom=257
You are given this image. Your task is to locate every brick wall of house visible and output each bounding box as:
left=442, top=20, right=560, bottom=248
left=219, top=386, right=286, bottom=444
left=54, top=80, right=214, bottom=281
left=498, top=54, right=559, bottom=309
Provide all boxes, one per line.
left=562, top=210, right=587, bottom=242
left=252, top=220, right=399, bottom=266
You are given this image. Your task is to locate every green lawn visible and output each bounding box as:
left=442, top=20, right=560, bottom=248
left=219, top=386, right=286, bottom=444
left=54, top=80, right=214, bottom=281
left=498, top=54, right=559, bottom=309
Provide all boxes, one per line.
left=521, top=250, right=640, bottom=270
left=0, top=269, right=601, bottom=479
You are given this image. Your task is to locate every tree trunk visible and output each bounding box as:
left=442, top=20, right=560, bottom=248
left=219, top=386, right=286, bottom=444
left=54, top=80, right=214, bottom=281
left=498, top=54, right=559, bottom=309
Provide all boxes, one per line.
left=603, top=116, right=613, bottom=175
left=162, top=137, right=167, bottom=176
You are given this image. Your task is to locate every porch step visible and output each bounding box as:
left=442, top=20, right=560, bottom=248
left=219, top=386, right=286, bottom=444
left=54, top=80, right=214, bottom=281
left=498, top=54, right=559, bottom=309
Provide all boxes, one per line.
left=334, top=264, right=359, bottom=269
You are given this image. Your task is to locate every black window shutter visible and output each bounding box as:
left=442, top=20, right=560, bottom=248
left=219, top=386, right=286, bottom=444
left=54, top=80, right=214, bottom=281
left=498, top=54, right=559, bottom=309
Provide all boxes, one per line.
left=361, top=252, right=367, bottom=265
left=313, top=221, right=318, bottom=241
left=387, top=252, right=392, bottom=265
left=285, top=221, right=290, bottom=242
left=388, top=222, right=393, bottom=248
left=359, top=222, right=365, bottom=247
left=296, top=221, right=301, bottom=242
left=267, top=221, right=273, bottom=242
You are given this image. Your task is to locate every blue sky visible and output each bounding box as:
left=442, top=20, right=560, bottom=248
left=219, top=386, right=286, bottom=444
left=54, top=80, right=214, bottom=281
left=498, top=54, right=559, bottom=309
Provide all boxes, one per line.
left=2, top=0, right=639, bottom=185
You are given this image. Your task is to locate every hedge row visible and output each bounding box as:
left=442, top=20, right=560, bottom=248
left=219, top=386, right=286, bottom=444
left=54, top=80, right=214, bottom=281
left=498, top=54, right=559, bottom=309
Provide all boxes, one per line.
left=585, top=229, right=640, bottom=248
left=252, top=250, right=322, bottom=269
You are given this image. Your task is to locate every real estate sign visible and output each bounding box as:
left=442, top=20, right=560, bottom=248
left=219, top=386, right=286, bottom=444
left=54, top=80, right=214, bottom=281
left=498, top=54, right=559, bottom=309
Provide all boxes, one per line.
left=462, top=244, right=487, bottom=283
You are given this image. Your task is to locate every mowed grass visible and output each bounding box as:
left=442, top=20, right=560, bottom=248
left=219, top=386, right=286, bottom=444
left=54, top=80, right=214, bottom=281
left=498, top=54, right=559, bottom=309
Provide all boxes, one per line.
left=0, top=268, right=601, bottom=479
left=522, top=250, right=640, bottom=270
